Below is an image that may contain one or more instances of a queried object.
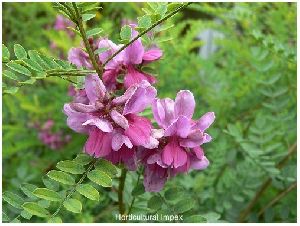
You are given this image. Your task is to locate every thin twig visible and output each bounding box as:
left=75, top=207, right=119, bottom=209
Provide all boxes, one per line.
left=127, top=171, right=142, bottom=216
left=103, top=2, right=192, bottom=67
left=118, top=168, right=127, bottom=217
left=257, top=182, right=296, bottom=218
left=238, top=142, right=297, bottom=222
left=71, top=3, right=103, bottom=77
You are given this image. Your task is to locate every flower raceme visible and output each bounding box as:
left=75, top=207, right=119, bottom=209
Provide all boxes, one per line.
left=68, top=25, right=162, bottom=91
left=141, top=91, right=215, bottom=192
left=64, top=24, right=215, bottom=192
left=64, top=75, right=158, bottom=170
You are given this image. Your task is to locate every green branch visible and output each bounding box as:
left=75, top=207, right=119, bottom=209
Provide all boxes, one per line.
left=70, top=3, right=103, bottom=77
left=103, top=2, right=192, bottom=67
left=118, top=168, right=127, bottom=217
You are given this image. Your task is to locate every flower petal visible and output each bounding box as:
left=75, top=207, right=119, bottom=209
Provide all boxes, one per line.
left=68, top=48, right=92, bottom=69
left=110, top=110, right=129, bottom=130
left=174, top=90, right=195, bottom=119
left=192, top=146, right=204, bottom=159
left=111, top=132, right=132, bottom=151
left=123, top=80, right=157, bottom=115
left=179, top=129, right=204, bottom=148
left=85, top=74, right=107, bottom=103
left=63, top=103, right=89, bottom=133
left=112, top=85, right=137, bottom=105
left=193, top=112, right=215, bottom=131
left=152, top=98, right=175, bottom=129
left=84, top=129, right=112, bottom=157
left=124, top=114, right=152, bottom=147
left=190, top=156, right=209, bottom=170
left=124, top=65, right=156, bottom=89
left=164, top=116, right=191, bottom=138
left=70, top=102, right=99, bottom=113
left=123, top=34, right=144, bottom=65
left=143, top=49, right=163, bottom=62
left=82, top=118, right=113, bottom=133
left=143, top=164, right=168, bottom=192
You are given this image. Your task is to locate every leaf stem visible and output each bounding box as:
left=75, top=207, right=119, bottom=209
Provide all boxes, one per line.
left=258, top=182, right=296, bottom=218
left=103, top=2, right=192, bottom=67
left=118, top=168, right=127, bottom=217
left=49, top=158, right=98, bottom=220
left=238, top=142, right=296, bottom=222
left=127, top=170, right=142, bottom=216
left=71, top=3, right=103, bottom=77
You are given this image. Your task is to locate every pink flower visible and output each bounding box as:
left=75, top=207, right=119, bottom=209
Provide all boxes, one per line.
left=37, top=119, right=71, bottom=150
left=99, top=26, right=162, bottom=90
left=140, top=90, right=215, bottom=192
left=54, top=15, right=75, bottom=38
left=63, top=75, right=158, bottom=170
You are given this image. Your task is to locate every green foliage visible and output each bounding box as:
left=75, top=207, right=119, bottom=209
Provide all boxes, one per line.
left=2, top=1, right=296, bottom=223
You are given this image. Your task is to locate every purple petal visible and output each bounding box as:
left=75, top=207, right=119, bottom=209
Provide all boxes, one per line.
left=102, top=69, right=119, bottom=90
left=124, top=65, right=156, bottom=89
left=164, top=116, right=191, bottom=138
left=111, top=132, right=133, bottom=151
left=84, top=129, right=112, bottom=157
left=98, top=39, right=124, bottom=69
left=143, top=164, right=168, bottom=192
left=174, top=90, right=195, bottom=119
left=203, top=133, right=212, bottom=143
left=190, top=156, right=209, bottom=170
left=112, top=85, right=137, bottom=105
left=123, top=80, right=157, bottom=115
left=124, top=114, right=152, bottom=147
left=179, top=129, right=204, bottom=148
left=193, top=112, right=215, bottom=131
left=110, top=110, right=129, bottom=130
left=70, top=103, right=99, bottom=113
left=193, top=146, right=204, bottom=159
left=143, top=136, right=159, bottom=149
left=162, top=138, right=187, bottom=168
left=151, top=129, right=164, bottom=139
left=82, top=118, right=113, bottom=132
left=63, top=104, right=89, bottom=133
left=152, top=98, right=175, bottom=129
left=143, top=49, right=163, bottom=62
left=68, top=48, right=92, bottom=69
left=85, top=74, right=106, bottom=104
left=123, top=34, right=144, bottom=65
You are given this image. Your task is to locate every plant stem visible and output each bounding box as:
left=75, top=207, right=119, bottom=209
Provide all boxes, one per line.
left=49, top=159, right=98, bottom=220
left=103, top=2, right=192, bottom=67
left=71, top=3, right=102, bottom=77
left=118, top=168, right=127, bottom=217
left=258, top=182, right=296, bottom=218
left=127, top=171, right=142, bottom=216
left=238, top=142, right=297, bottom=222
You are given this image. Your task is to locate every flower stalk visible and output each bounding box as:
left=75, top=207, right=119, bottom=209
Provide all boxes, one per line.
left=118, top=168, right=127, bottom=217
left=71, top=3, right=103, bottom=77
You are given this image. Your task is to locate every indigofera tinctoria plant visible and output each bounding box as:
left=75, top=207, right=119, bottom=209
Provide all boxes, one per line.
left=2, top=2, right=217, bottom=222
left=64, top=20, right=215, bottom=192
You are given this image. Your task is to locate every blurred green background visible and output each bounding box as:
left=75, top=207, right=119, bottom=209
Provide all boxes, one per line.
left=2, top=2, right=296, bottom=223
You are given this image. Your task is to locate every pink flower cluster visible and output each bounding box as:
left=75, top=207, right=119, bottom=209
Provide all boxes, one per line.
left=64, top=25, right=215, bottom=192
left=31, top=119, right=71, bottom=150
